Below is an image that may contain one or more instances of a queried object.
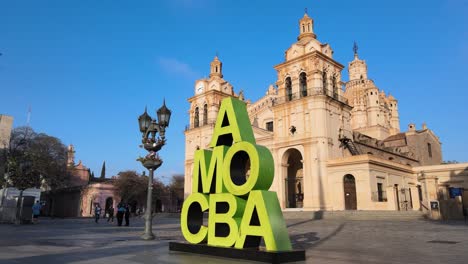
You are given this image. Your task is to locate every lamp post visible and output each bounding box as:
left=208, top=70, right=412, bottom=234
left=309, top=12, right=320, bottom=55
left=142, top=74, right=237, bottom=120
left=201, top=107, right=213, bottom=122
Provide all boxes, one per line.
left=137, top=100, right=171, bottom=240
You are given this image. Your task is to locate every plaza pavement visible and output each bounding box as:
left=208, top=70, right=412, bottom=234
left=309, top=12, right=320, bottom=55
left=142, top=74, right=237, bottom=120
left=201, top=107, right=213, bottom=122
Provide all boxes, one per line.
left=0, top=214, right=467, bottom=264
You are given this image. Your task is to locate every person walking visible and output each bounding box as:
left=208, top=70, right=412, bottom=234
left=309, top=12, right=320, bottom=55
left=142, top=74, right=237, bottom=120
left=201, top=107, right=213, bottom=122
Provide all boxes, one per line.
left=107, top=206, right=115, bottom=223
left=116, top=201, right=125, bottom=226
left=32, top=201, right=42, bottom=224
left=124, top=203, right=130, bottom=226
left=94, top=204, right=102, bottom=223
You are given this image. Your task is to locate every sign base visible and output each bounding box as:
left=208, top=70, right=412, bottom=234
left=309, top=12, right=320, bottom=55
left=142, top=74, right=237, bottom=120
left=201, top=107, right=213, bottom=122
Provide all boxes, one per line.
left=169, top=242, right=305, bottom=263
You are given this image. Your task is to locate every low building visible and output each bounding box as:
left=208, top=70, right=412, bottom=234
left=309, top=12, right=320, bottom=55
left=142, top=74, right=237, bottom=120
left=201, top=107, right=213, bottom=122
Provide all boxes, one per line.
left=41, top=145, right=119, bottom=217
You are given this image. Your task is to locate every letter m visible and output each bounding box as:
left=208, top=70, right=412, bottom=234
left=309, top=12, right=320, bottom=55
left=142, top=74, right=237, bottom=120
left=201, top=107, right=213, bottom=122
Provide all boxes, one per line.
left=192, top=146, right=228, bottom=194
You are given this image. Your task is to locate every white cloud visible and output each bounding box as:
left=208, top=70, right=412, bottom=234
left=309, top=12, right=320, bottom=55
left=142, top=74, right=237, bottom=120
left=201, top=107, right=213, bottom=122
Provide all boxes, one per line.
left=158, top=57, right=199, bottom=80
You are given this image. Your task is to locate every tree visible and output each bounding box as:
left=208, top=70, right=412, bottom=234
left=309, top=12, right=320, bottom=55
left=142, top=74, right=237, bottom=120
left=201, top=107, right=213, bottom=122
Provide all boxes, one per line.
left=152, top=177, right=168, bottom=212
left=167, top=174, right=184, bottom=212
left=100, top=161, right=106, bottom=179
left=2, top=126, right=68, bottom=223
left=113, top=170, right=147, bottom=205
left=3, top=127, right=69, bottom=190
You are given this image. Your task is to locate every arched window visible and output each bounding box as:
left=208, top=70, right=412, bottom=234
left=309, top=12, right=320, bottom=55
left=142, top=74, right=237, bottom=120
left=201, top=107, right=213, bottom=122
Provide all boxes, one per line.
left=203, top=104, right=208, bottom=125
left=427, top=143, right=432, bottom=158
left=299, top=72, right=307, bottom=97
left=308, top=23, right=310, bottom=32
left=302, top=24, right=305, bottom=32
left=194, top=107, right=199, bottom=128
left=285, top=77, right=292, bottom=101
left=215, top=66, right=218, bottom=73
left=322, top=71, right=327, bottom=92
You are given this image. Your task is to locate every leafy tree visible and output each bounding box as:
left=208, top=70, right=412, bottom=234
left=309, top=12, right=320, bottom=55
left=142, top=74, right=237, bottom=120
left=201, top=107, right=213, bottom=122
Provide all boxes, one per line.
left=113, top=170, right=147, bottom=205
left=1, top=126, right=68, bottom=223
left=168, top=174, right=184, bottom=211
left=169, top=174, right=184, bottom=190
left=100, top=161, right=106, bottom=179
left=113, top=170, right=176, bottom=213
left=3, top=127, right=68, bottom=190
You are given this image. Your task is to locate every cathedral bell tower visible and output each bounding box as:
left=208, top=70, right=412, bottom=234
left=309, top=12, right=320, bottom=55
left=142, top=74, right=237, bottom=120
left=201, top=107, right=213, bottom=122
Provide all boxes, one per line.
left=67, top=144, right=76, bottom=167
left=185, top=55, right=234, bottom=196
left=348, top=42, right=368, bottom=81
left=209, top=55, right=223, bottom=78
left=297, top=9, right=316, bottom=41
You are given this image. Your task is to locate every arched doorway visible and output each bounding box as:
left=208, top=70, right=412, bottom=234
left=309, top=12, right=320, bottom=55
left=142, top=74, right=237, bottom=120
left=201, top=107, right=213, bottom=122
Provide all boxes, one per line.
left=283, top=149, right=304, bottom=208
left=343, top=174, right=357, bottom=210
left=105, top=197, right=113, bottom=213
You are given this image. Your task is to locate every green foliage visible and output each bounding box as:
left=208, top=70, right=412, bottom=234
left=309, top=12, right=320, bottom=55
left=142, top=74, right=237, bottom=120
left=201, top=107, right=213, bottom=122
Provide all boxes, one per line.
left=113, top=170, right=147, bottom=204
left=113, top=171, right=183, bottom=212
left=3, top=126, right=68, bottom=190
left=168, top=174, right=184, bottom=207
left=100, top=161, right=106, bottom=179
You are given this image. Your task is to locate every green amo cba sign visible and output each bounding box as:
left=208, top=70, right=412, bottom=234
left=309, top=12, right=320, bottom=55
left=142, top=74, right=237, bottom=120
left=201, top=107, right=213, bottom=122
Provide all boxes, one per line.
left=181, top=97, right=292, bottom=251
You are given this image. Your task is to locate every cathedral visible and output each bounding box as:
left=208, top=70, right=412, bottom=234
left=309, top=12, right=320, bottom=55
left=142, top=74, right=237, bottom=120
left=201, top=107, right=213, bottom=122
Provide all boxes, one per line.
left=184, top=12, right=467, bottom=217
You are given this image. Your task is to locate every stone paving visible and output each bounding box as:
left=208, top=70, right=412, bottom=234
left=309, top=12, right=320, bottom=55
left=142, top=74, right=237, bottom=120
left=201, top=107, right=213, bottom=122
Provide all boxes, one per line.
left=0, top=215, right=467, bottom=264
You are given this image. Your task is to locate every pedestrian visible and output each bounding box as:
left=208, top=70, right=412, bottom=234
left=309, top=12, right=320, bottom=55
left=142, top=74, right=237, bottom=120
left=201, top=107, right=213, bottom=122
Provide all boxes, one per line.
left=107, top=206, right=115, bottom=222
left=32, top=201, right=42, bottom=224
left=94, top=204, right=102, bottom=223
left=124, top=203, right=130, bottom=226
left=116, top=201, right=125, bottom=226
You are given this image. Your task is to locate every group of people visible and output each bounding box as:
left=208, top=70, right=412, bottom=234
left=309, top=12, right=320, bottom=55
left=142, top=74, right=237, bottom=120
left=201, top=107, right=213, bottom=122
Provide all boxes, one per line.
left=94, top=201, right=131, bottom=226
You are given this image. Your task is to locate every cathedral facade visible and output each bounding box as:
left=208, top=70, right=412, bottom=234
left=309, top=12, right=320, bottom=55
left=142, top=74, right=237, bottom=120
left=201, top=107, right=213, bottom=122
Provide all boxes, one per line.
left=184, top=13, right=466, bottom=215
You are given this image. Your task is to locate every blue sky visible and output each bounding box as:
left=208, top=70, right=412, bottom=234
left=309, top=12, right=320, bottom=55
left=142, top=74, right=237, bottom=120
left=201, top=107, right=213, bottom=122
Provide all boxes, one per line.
left=1, top=0, right=467, bottom=181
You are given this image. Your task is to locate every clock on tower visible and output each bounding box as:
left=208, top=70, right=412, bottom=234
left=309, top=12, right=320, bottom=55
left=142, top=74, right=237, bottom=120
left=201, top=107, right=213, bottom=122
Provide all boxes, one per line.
left=196, top=82, right=205, bottom=94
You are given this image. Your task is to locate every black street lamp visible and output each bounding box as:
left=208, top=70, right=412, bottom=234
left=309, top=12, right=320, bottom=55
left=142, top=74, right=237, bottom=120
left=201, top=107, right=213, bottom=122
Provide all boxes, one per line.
left=137, top=100, right=171, bottom=240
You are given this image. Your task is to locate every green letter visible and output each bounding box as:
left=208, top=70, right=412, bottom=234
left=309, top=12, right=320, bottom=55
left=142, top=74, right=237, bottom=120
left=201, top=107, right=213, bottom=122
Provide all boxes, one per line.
left=208, top=193, right=246, bottom=247
left=209, top=97, right=255, bottom=147
left=192, top=146, right=228, bottom=194
left=235, top=191, right=292, bottom=251
left=181, top=193, right=209, bottom=244
left=222, top=141, right=274, bottom=196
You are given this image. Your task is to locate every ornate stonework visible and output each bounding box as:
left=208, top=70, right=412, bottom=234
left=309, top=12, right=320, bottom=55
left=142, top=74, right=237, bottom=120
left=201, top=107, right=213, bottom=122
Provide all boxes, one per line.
left=184, top=12, right=461, bottom=214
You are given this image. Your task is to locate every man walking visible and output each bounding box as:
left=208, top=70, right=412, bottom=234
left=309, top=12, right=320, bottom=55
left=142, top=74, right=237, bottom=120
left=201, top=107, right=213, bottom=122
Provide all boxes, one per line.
left=124, top=203, right=131, bottom=226
left=116, top=201, right=125, bottom=226
left=94, top=204, right=102, bottom=223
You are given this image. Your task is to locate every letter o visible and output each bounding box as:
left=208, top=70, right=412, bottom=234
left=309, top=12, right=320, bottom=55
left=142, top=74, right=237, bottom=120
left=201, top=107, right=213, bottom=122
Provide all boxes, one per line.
left=223, top=141, right=274, bottom=196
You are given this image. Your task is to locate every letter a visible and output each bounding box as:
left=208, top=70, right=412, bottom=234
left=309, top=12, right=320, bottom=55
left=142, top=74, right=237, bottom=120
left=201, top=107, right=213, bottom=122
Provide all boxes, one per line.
left=235, top=191, right=292, bottom=251
left=209, top=97, right=255, bottom=147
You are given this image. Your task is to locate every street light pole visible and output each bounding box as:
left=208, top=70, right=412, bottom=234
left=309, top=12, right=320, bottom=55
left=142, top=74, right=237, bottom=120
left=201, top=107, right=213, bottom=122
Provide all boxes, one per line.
left=137, top=100, right=171, bottom=241
left=142, top=168, right=155, bottom=240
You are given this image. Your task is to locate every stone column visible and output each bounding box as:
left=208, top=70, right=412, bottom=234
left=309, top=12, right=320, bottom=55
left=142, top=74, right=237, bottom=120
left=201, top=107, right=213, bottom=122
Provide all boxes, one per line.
left=418, top=173, right=440, bottom=219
